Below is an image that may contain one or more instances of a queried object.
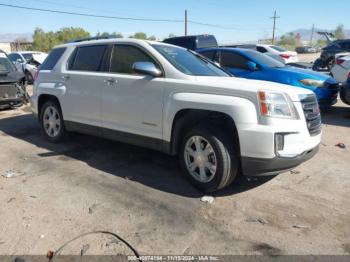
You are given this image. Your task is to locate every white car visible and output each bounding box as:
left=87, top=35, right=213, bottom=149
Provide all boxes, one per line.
left=31, top=38, right=320, bottom=192
left=331, top=53, right=350, bottom=84
left=256, top=44, right=299, bottom=64
left=8, top=51, right=47, bottom=83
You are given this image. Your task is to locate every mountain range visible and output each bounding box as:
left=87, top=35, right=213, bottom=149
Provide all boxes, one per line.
left=0, top=33, right=33, bottom=42
left=286, top=28, right=350, bottom=42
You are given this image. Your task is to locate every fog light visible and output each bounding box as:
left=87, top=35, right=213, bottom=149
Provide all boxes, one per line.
left=275, top=134, right=285, bottom=151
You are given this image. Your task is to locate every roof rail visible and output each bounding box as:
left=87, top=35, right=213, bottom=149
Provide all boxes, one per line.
left=68, top=35, right=118, bottom=43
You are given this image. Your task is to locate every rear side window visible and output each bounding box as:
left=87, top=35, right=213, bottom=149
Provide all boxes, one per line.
left=257, top=46, right=267, bottom=53
left=163, top=38, right=196, bottom=50
left=69, top=45, right=107, bottom=71
left=200, top=50, right=217, bottom=61
left=196, top=36, right=218, bottom=49
left=40, top=48, right=66, bottom=70
left=109, top=45, right=156, bottom=74
left=221, top=51, right=249, bottom=69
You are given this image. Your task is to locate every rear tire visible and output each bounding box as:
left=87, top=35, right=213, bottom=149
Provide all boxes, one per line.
left=40, top=100, right=66, bottom=143
left=179, top=124, right=239, bottom=192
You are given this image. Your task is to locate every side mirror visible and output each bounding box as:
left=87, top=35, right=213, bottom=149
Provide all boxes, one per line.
left=247, top=61, right=258, bottom=71
left=15, top=59, right=23, bottom=64
left=132, top=62, right=162, bottom=77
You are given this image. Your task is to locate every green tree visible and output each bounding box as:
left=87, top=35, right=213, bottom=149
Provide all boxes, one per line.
left=147, top=35, right=156, bottom=41
left=130, top=32, right=147, bottom=39
left=32, top=27, right=90, bottom=52
left=276, top=32, right=298, bottom=50
left=334, top=24, right=345, bottom=40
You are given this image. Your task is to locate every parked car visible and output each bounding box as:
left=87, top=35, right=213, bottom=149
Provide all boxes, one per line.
left=163, top=34, right=218, bottom=51
left=330, top=53, right=350, bottom=83
left=0, top=50, right=28, bottom=109
left=31, top=38, right=321, bottom=192
left=198, top=48, right=339, bottom=108
left=8, top=51, right=47, bottom=83
left=340, top=74, right=350, bottom=105
left=318, top=39, right=350, bottom=70
left=222, top=44, right=286, bottom=64
left=296, top=46, right=317, bottom=54
left=256, top=44, right=299, bottom=63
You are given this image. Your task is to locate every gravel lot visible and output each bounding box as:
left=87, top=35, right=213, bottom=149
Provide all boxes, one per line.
left=0, top=86, right=349, bottom=256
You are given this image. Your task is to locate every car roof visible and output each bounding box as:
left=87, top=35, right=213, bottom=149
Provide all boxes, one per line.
left=54, top=38, right=160, bottom=48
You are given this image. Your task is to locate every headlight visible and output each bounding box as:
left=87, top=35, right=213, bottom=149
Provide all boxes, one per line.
left=258, top=90, right=299, bottom=119
left=299, top=79, right=324, bottom=87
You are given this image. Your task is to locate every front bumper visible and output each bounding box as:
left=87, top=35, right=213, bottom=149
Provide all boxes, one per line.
left=0, top=97, right=23, bottom=108
left=241, top=145, right=319, bottom=176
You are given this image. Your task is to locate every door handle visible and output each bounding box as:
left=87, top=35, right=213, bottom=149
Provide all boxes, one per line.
left=61, top=75, right=70, bottom=80
left=104, top=78, right=117, bottom=86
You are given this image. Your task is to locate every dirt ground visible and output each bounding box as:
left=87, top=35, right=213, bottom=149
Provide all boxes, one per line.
left=298, top=52, right=321, bottom=63
left=0, top=86, right=350, bottom=256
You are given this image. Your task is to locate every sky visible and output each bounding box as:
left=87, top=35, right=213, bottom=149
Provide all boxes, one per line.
left=0, top=0, right=349, bottom=44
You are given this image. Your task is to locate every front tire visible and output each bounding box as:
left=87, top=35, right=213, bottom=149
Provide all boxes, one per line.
left=40, top=100, right=66, bottom=143
left=340, top=87, right=350, bottom=105
left=179, top=125, right=239, bottom=192
left=25, top=71, right=33, bottom=84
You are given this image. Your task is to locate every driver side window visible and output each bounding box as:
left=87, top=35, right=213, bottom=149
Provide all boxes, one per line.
left=220, top=51, right=249, bottom=70
left=109, top=45, right=158, bottom=74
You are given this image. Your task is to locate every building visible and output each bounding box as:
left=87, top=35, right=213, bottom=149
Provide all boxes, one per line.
left=0, top=42, right=11, bottom=53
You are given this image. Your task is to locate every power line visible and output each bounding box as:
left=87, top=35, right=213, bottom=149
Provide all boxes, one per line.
left=0, top=3, right=183, bottom=22
left=0, top=3, right=268, bottom=32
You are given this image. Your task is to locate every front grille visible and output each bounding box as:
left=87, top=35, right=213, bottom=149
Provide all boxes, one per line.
left=300, top=95, right=322, bottom=136
left=0, top=84, right=18, bottom=99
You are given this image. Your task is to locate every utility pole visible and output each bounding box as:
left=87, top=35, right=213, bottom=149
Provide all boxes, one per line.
left=310, top=24, right=315, bottom=46
left=270, top=10, right=280, bottom=44
left=185, top=10, right=188, bottom=36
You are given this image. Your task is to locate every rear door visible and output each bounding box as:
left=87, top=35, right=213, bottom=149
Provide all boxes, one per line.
left=101, top=44, right=164, bottom=140
left=61, top=44, right=109, bottom=127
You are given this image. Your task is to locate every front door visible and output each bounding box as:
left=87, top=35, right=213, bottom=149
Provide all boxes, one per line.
left=101, top=44, right=164, bottom=141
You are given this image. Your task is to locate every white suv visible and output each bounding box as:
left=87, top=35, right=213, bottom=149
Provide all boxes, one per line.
left=31, top=38, right=321, bottom=192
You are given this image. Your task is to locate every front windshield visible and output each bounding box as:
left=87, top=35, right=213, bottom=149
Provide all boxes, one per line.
left=245, top=50, right=285, bottom=68
left=22, top=53, right=34, bottom=62
left=152, top=44, right=230, bottom=77
left=0, top=53, right=16, bottom=72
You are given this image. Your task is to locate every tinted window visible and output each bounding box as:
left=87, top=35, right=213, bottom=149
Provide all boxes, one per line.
left=163, top=38, right=196, bottom=50
left=257, top=46, right=267, bottom=53
left=110, top=45, right=155, bottom=74
left=221, top=51, right=249, bottom=69
left=196, top=36, right=218, bottom=49
left=339, top=42, right=350, bottom=50
left=152, top=44, right=229, bottom=76
left=8, top=53, right=23, bottom=63
left=244, top=50, right=285, bottom=68
left=70, top=45, right=107, bottom=71
left=200, top=50, right=216, bottom=61
left=22, top=53, right=34, bottom=62
left=40, top=47, right=66, bottom=70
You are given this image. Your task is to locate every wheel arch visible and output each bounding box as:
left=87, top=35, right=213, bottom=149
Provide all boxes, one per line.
left=169, top=109, right=241, bottom=157
left=38, top=94, right=62, bottom=119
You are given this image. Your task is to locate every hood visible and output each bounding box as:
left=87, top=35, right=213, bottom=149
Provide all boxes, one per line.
left=32, top=53, right=47, bottom=64
left=273, top=66, right=336, bottom=82
left=194, top=76, right=314, bottom=102
left=0, top=70, right=24, bottom=83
